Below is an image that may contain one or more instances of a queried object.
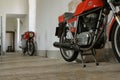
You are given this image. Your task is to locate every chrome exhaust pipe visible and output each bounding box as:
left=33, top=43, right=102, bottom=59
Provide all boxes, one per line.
left=53, top=42, right=79, bottom=51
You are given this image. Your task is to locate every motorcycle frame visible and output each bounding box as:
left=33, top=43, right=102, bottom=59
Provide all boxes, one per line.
left=57, top=0, right=120, bottom=51
left=69, top=8, right=107, bottom=51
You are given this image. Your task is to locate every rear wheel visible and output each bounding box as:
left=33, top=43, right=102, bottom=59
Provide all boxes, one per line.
left=60, top=31, right=78, bottom=62
left=111, top=23, right=120, bottom=62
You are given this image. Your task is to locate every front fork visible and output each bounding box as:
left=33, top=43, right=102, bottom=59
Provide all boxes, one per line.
left=108, top=0, right=120, bottom=25
left=27, top=39, right=34, bottom=52
left=115, top=14, right=120, bottom=25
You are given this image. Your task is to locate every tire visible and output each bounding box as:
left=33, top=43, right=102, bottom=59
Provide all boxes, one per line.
left=60, top=31, right=78, bottom=62
left=27, top=41, right=35, bottom=56
left=111, top=22, right=120, bottom=62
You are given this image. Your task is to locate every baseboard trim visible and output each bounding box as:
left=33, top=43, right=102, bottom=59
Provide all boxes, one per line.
left=37, top=48, right=117, bottom=62
left=36, top=50, right=47, bottom=57
left=37, top=50, right=62, bottom=59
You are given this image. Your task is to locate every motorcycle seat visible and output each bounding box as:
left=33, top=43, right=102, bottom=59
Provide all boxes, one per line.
left=64, top=12, right=73, bottom=21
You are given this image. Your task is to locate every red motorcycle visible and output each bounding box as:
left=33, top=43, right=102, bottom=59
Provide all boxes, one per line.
left=20, top=31, right=35, bottom=56
left=54, top=0, right=120, bottom=67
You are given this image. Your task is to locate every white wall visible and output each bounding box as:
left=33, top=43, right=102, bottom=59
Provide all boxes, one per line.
left=28, top=0, right=36, bottom=32
left=6, top=16, right=29, bottom=51
left=0, top=0, right=28, bottom=14
left=0, top=0, right=28, bottom=52
left=0, top=17, right=2, bottom=46
left=20, top=16, right=29, bottom=35
left=36, top=0, right=71, bottom=51
left=6, top=18, right=17, bottom=31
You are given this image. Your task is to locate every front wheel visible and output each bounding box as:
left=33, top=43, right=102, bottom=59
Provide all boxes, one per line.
left=27, top=41, right=35, bottom=56
left=111, top=23, right=120, bottom=62
left=60, top=31, right=78, bottom=62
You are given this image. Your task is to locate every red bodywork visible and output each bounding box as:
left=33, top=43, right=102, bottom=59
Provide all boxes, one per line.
left=58, top=0, right=104, bottom=23
left=74, top=0, right=104, bottom=16
left=23, top=31, right=35, bottom=40
left=109, top=18, right=115, bottom=40
left=59, top=15, right=64, bottom=23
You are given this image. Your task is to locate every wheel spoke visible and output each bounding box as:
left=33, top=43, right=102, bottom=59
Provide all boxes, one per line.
left=60, top=30, right=78, bottom=62
left=27, top=42, right=34, bottom=56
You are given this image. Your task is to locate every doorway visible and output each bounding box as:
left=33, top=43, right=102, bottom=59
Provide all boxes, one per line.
left=6, top=31, right=15, bottom=52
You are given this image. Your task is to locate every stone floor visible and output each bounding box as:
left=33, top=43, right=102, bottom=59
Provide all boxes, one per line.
left=0, top=52, right=120, bottom=80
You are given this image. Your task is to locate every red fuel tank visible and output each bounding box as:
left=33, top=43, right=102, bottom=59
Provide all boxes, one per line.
left=74, top=0, right=104, bottom=16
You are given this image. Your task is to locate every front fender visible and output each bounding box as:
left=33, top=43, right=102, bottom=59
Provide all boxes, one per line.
left=109, top=18, right=116, bottom=41
left=109, top=11, right=120, bottom=41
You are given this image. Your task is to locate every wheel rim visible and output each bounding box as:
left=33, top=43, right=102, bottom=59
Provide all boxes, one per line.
left=60, top=31, right=75, bottom=59
left=114, top=25, right=120, bottom=57
left=61, top=48, right=74, bottom=59
left=28, top=42, right=34, bottom=55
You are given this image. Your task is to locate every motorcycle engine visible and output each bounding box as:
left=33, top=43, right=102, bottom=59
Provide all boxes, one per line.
left=82, top=13, right=98, bottom=31
left=77, top=13, right=98, bottom=46
left=77, top=32, right=93, bottom=46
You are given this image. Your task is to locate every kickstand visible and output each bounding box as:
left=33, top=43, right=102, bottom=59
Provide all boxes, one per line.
left=91, top=48, right=99, bottom=66
left=79, top=51, right=86, bottom=68
left=79, top=48, right=99, bottom=67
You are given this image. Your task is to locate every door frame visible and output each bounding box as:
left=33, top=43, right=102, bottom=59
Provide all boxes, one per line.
left=6, top=31, right=15, bottom=52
